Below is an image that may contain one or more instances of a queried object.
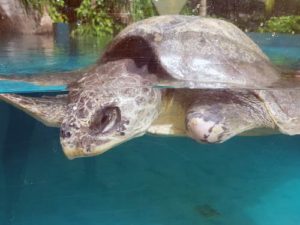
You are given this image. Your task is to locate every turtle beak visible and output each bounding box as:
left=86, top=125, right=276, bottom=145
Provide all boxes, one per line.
left=61, top=137, right=132, bottom=160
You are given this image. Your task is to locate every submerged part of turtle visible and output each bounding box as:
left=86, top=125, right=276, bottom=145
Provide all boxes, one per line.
left=0, top=15, right=300, bottom=159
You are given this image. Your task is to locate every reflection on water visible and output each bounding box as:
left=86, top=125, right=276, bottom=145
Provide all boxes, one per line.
left=0, top=29, right=300, bottom=93
left=0, top=24, right=109, bottom=75
left=0, top=24, right=110, bottom=93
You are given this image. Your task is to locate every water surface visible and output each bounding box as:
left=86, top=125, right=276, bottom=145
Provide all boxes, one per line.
left=1, top=32, right=300, bottom=92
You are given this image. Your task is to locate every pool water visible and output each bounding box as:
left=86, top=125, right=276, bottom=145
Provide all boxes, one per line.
left=0, top=24, right=110, bottom=93
left=0, top=31, right=300, bottom=225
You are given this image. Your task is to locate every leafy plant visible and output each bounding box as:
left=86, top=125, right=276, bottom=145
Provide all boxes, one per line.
left=129, top=0, right=157, bottom=21
left=73, top=0, right=157, bottom=37
left=181, top=4, right=198, bottom=16
left=21, top=0, right=66, bottom=23
left=21, top=0, right=42, bottom=9
left=258, top=16, right=300, bottom=33
left=47, top=0, right=66, bottom=23
left=72, top=0, right=117, bottom=37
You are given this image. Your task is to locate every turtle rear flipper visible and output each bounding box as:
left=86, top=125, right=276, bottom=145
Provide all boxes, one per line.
left=0, top=94, right=67, bottom=127
left=258, top=89, right=300, bottom=135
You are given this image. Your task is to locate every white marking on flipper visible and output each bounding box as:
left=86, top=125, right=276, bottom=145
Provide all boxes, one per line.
left=187, top=117, right=225, bottom=143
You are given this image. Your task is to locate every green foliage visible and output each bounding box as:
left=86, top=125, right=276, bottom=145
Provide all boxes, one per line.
left=181, top=4, right=198, bottom=16
left=258, top=16, right=300, bottom=34
left=47, top=0, right=66, bottom=23
left=21, top=0, right=66, bottom=23
left=21, top=0, right=41, bottom=10
left=72, top=0, right=117, bottom=37
left=73, top=0, right=157, bottom=37
left=130, top=0, right=157, bottom=21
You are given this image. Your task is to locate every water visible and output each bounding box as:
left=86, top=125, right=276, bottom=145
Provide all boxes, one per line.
left=0, top=30, right=300, bottom=225
left=248, top=33, right=300, bottom=70
left=1, top=32, right=300, bottom=93
left=0, top=24, right=110, bottom=93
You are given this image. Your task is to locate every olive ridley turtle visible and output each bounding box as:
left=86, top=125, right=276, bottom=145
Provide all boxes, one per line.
left=1, top=15, right=300, bottom=159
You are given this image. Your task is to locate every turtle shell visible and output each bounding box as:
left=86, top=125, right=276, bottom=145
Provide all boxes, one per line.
left=101, top=15, right=281, bottom=89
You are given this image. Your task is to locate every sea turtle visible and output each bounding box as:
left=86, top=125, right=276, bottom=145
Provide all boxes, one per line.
left=1, top=15, right=300, bottom=159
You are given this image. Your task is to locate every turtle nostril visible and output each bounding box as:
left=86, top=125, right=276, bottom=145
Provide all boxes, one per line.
left=60, top=129, right=71, bottom=138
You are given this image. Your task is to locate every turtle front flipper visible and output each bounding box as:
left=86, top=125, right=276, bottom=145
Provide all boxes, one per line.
left=185, top=90, right=276, bottom=143
left=0, top=94, right=67, bottom=127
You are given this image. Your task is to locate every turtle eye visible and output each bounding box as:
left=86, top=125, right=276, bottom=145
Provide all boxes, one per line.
left=90, top=106, right=121, bottom=134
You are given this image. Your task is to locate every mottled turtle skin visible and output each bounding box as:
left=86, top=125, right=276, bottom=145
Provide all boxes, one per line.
left=61, top=60, right=162, bottom=157
left=0, top=15, right=300, bottom=159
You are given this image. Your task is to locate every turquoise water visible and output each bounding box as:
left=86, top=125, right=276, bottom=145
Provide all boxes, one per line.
left=1, top=32, right=300, bottom=93
left=248, top=33, right=300, bottom=70
left=0, top=32, right=300, bottom=225
left=0, top=24, right=109, bottom=93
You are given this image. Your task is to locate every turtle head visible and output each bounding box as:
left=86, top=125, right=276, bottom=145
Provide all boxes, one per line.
left=60, top=60, right=161, bottom=159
